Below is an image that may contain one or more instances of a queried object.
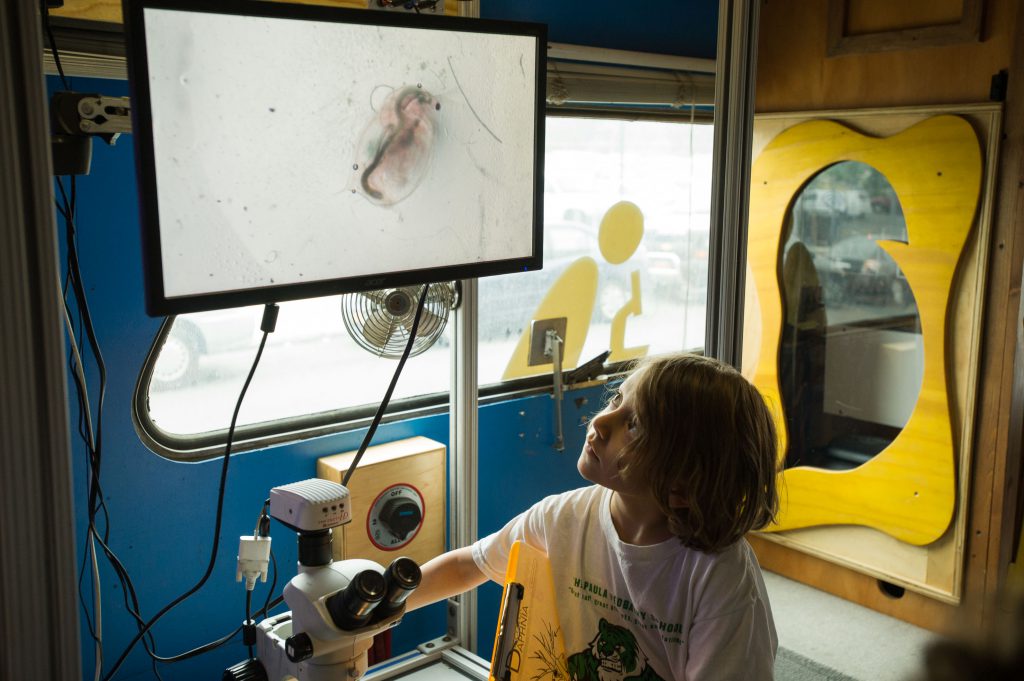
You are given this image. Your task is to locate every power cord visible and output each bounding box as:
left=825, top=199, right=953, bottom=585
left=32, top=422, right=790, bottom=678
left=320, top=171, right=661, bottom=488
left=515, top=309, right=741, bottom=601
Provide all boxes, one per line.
left=342, top=285, right=429, bottom=486
left=148, top=553, right=281, bottom=665
left=101, top=303, right=279, bottom=680
left=55, top=164, right=165, bottom=681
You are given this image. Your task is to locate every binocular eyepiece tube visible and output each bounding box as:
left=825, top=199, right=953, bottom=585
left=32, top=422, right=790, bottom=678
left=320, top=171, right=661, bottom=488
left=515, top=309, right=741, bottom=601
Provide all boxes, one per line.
left=325, top=557, right=422, bottom=630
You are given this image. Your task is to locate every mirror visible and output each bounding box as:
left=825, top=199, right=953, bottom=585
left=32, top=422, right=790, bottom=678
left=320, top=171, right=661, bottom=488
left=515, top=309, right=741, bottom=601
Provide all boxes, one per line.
left=779, top=161, right=923, bottom=471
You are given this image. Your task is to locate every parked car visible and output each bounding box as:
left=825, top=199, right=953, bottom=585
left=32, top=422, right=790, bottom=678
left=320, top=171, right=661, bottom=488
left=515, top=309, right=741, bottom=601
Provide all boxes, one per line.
left=645, top=213, right=710, bottom=292
left=798, top=188, right=872, bottom=218
left=478, top=220, right=685, bottom=342
left=810, top=235, right=913, bottom=306
left=151, top=306, right=261, bottom=388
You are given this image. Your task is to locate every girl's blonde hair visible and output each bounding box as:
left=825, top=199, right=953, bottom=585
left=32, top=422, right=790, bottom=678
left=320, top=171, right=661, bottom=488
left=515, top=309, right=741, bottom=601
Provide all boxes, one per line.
left=617, top=353, right=780, bottom=552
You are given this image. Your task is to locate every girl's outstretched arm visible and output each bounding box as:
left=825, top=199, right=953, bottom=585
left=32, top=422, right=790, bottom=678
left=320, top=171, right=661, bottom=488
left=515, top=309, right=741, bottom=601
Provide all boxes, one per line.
left=406, top=546, right=488, bottom=611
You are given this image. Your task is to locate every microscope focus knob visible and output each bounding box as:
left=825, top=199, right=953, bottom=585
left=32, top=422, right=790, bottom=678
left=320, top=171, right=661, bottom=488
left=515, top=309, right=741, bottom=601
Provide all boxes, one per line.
left=223, top=659, right=269, bottom=681
left=380, top=497, right=422, bottom=540
left=285, top=632, right=314, bottom=663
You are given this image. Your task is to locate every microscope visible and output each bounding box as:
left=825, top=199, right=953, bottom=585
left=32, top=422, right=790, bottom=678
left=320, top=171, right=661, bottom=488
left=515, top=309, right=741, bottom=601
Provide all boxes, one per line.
left=226, top=479, right=421, bottom=681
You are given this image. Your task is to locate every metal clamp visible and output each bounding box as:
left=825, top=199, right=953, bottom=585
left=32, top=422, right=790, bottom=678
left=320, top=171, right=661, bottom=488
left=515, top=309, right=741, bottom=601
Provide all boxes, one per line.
left=528, top=317, right=567, bottom=452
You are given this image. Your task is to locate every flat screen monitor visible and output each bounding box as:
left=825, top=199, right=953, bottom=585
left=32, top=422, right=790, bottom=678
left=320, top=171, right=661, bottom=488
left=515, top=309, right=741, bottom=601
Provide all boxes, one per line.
left=123, top=0, right=545, bottom=316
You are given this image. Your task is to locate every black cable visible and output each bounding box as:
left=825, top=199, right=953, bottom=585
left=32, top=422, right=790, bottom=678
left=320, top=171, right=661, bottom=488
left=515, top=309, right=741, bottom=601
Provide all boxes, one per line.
left=91, top=533, right=164, bottom=680
left=44, top=9, right=160, bottom=676
left=342, top=285, right=429, bottom=487
left=102, top=306, right=276, bottom=680
left=41, top=1, right=70, bottom=90
left=56, top=180, right=146, bottom=676
left=58, top=178, right=108, bottom=523
left=150, top=551, right=281, bottom=665
left=262, top=550, right=279, bottom=623
left=245, top=589, right=254, bottom=660
left=58, top=177, right=149, bottom=676
left=57, top=191, right=103, bottom=664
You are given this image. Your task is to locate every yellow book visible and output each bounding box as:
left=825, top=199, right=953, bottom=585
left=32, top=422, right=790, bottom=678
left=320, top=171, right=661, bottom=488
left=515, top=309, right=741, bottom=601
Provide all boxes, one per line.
left=489, top=541, right=568, bottom=681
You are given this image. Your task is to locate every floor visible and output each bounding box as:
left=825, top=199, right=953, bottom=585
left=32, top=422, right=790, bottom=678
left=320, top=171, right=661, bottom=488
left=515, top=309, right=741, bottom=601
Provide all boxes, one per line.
left=763, top=571, right=940, bottom=681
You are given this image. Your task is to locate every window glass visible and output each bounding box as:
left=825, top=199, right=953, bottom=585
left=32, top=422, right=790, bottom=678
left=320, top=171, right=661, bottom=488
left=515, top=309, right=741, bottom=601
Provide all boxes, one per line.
left=478, top=117, right=713, bottom=385
left=147, top=295, right=451, bottom=436
left=780, top=161, right=922, bottom=470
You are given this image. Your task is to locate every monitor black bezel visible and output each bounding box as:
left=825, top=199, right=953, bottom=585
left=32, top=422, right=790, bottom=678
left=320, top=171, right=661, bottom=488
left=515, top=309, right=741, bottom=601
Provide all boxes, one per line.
left=123, top=0, right=546, bottom=316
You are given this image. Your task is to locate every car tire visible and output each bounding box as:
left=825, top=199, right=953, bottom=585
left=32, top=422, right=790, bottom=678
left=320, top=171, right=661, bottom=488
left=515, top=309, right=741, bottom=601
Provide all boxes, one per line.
left=151, top=324, right=200, bottom=389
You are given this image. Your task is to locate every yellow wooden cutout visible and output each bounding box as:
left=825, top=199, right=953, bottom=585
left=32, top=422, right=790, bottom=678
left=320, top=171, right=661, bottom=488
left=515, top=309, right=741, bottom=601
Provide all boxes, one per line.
left=608, top=270, right=649, bottom=363
left=489, top=541, right=567, bottom=681
left=749, top=115, right=982, bottom=545
left=502, top=258, right=598, bottom=380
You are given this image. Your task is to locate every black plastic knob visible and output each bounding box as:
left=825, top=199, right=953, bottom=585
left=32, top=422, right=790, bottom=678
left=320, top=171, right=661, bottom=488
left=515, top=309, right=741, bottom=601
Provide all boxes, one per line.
left=380, top=498, right=421, bottom=540
left=285, top=632, right=314, bottom=662
left=223, top=658, right=269, bottom=681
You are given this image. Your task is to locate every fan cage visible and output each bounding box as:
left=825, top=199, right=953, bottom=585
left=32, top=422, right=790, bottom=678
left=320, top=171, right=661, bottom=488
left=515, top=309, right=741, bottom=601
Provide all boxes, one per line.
left=341, top=282, right=457, bottom=359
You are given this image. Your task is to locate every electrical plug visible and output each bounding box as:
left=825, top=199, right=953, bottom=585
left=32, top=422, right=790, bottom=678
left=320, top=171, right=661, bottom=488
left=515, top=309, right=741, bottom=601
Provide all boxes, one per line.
left=236, top=535, right=272, bottom=591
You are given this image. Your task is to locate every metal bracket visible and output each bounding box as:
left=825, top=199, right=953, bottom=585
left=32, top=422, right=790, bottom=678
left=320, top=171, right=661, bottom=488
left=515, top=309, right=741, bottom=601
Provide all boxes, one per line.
left=528, top=317, right=567, bottom=451
left=416, top=634, right=459, bottom=656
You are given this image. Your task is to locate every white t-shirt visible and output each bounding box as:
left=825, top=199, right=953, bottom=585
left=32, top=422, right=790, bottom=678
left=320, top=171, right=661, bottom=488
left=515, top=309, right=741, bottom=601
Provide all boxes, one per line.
left=472, top=485, right=777, bottom=681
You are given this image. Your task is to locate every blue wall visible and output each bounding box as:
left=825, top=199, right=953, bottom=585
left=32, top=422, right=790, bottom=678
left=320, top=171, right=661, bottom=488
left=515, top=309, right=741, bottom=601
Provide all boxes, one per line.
left=482, top=0, right=718, bottom=59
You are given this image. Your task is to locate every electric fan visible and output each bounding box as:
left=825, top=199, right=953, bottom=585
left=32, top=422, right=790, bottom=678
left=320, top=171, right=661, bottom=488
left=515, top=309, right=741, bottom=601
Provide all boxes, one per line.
left=340, top=282, right=459, bottom=358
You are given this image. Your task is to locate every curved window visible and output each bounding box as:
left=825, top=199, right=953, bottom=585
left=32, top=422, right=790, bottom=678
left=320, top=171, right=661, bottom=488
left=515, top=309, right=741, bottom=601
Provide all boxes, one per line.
left=137, top=296, right=452, bottom=459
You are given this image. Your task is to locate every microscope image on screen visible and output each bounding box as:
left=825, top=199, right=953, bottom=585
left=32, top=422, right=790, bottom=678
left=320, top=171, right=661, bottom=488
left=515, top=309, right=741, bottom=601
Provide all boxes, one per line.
left=351, top=84, right=442, bottom=207
left=130, top=4, right=544, bottom=314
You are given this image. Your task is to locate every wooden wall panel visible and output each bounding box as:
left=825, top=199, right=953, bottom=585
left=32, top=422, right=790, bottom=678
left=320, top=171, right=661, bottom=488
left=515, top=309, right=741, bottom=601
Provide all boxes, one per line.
left=756, top=0, right=1016, bottom=112
left=752, top=0, right=1024, bottom=634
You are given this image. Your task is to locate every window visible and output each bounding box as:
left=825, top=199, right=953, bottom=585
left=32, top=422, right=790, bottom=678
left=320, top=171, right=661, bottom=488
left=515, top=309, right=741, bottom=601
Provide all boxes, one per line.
left=478, top=116, right=713, bottom=386
left=137, top=103, right=714, bottom=458
left=141, top=295, right=452, bottom=447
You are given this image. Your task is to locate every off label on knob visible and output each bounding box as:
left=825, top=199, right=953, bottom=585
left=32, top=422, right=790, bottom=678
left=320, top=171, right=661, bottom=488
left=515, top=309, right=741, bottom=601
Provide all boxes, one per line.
left=367, top=483, right=425, bottom=550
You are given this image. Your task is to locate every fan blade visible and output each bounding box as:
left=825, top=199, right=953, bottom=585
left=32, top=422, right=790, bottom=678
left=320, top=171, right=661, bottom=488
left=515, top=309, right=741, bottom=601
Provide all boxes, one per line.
left=359, top=289, right=388, bottom=306
left=402, top=305, right=445, bottom=337
left=361, top=308, right=400, bottom=352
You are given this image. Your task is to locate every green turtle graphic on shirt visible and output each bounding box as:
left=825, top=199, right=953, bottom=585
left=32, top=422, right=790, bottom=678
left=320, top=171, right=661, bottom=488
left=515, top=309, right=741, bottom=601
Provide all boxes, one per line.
left=566, top=618, right=666, bottom=681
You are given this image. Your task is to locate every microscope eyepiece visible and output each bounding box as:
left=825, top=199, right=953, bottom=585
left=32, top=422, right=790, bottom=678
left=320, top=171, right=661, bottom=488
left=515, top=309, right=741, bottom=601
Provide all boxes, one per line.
left=388, top=556, right=422, bottom=589
left=325, top=569, right=386, bottom=630
left=373, top=556, right=421, bottom=620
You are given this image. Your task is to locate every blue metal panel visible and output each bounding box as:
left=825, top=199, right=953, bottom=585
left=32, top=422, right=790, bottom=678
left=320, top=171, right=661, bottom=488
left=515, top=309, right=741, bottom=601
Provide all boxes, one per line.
left=482, top=0, right=718, bottom=59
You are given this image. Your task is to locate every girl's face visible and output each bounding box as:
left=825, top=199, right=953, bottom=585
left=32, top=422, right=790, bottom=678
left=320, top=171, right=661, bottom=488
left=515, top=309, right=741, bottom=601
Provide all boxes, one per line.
left=578, top=375, right=644, bottom=494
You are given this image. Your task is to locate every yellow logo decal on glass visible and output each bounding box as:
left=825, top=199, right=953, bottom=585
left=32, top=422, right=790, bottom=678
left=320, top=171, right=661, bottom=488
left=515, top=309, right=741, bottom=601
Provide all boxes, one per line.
left=503, top=201, right=649, bottom=379
left=599, top=201, right=644, bottom=265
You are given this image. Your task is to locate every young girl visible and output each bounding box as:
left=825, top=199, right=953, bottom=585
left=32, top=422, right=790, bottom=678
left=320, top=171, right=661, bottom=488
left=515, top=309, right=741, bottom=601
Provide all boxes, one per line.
left=408, top=352, right=780, bottom=680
